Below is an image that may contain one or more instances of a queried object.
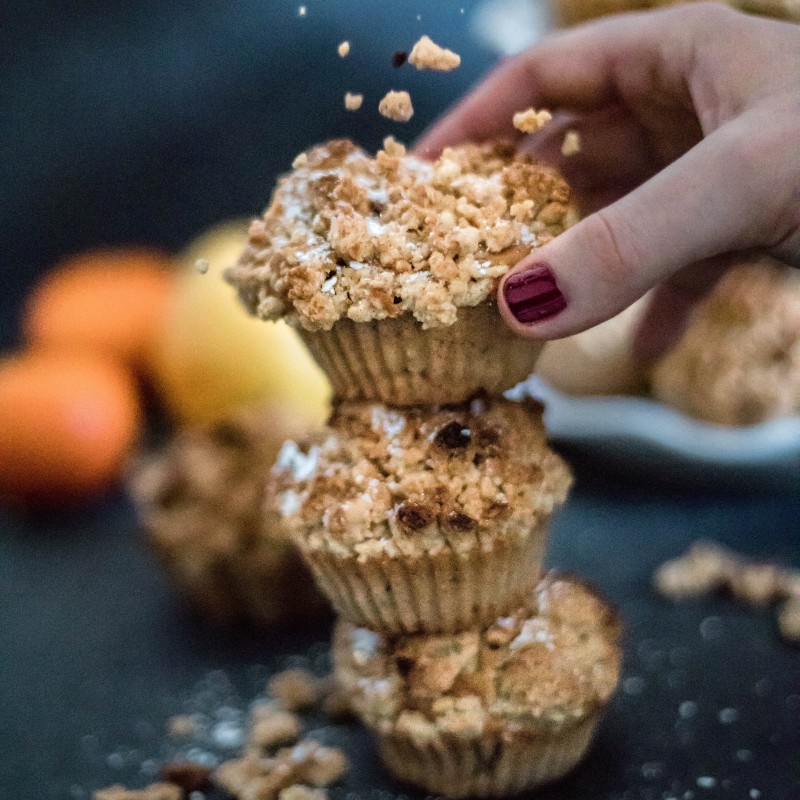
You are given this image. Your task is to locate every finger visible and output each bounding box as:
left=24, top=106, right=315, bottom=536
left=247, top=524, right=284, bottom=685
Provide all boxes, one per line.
left=497, top=109, right=795, bottom=340
left=413, top=4, right=709, bottom=158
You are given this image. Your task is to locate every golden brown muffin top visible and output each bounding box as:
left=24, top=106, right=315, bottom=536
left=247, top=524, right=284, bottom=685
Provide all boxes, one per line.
left=132, top=406, right=301, bottom=553
left=226, top=138, right=578, bottom=332
left=268, top=397, right=572, bottom=557
left=650, top=258, right=800, bottom=425
left=334, top=573, right=622, bottom=739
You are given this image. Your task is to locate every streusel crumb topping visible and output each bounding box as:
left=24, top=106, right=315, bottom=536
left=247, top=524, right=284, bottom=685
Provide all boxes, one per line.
left=334, top=573, right=621, bottom=739
left=226, top=138, right=578, bottom=331
left=267, top=397, right=571, bottom=557
left=408, top=35, right=461, bottom=71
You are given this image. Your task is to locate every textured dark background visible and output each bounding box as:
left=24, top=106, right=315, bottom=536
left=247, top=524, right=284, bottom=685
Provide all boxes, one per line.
left=1, top=2, right=798, bottom=799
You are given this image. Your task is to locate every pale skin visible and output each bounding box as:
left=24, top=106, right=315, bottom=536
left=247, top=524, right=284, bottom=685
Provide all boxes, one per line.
left=415, top=3, right=800, bottom=360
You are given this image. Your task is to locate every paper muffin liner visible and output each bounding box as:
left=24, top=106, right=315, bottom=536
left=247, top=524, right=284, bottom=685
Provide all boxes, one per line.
left=377, top=717, right=600, bottom=798
left=298, top=303, right=543, bottom=406
left=296, top=523, right=548, bottom=634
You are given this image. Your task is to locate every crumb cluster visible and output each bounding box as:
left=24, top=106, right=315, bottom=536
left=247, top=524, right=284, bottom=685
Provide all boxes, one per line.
left=268, top=397, right=571, bottom=557
left=334, top=573, right=622, bottom=740
left=653, top=540, right=800, bottom=643
left=378, top=90, right=414, bottom=121
left=512, top=108, right=553, bottom=134
left=226, top=138, right=578, bottom=331
left=408, top=35, right=461, bottom=71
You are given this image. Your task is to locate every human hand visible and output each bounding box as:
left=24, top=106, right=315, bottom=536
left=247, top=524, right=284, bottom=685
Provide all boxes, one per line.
left=415, top=3, right=800, bottom=359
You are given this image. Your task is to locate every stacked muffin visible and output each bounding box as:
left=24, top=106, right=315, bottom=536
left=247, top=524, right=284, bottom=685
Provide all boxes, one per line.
left=227, top=137, right=622, bottom=797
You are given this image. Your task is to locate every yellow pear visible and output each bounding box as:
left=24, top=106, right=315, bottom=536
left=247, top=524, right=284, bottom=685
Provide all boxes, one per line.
left=152, top=221, right=330, bottom=426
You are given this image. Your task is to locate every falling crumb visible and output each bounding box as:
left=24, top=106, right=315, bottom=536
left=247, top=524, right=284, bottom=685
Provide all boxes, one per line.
left=337, top=41, right=350, bottom=57
left=778, top=597, right=800, bottom=642
left=194, top=258, right=209, bottom=275
left=408, top=35, right=461, bottom=71
left=158, top=762, right=213, bottom=794
left=378, top=90, right=414, bottom=122
left=267, top=669, right=319, bottom=711
left=279, top=788, right=327, bottom=800
left=512, top=107, right=552, bottom=134
left=298, top=5, right=306, bottom=16
left=696, top=777, right=717, bottom=790
left=93, top=785, right=181, bottom=800
left=167, top=715, right=197, bottom=739
left=392, top=51, right=408, bottom=68
left=750, top=790, right=762, bottom=799
left=561, top=130, right=581, bottom=157
left=718, top=707, right=739, bottom=724
left=344, top=92, right=363, bottom=111
left=249, top=707, right=302, bottom=750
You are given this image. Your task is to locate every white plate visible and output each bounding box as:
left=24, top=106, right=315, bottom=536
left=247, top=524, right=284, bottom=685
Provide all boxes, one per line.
left=516, top=376, right=800, bottom=490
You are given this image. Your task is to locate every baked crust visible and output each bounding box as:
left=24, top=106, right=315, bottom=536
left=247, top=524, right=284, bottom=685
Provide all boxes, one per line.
left=226, top=138, right=578, bottom=332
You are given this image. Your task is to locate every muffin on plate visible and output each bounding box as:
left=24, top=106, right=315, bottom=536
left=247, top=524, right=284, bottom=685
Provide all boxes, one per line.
left=268, top=397, right=572, bottom=634
left=333, top=573, right=622, bottom=798
left=132, top=406, right=326, bottom=626
left=650, top=258, right=800, bottom=426
left=226, top=137, right=579, bottom=406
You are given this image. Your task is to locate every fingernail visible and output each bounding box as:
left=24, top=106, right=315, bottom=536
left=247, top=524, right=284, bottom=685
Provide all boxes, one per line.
left=503, top=264, right=566, bottom=324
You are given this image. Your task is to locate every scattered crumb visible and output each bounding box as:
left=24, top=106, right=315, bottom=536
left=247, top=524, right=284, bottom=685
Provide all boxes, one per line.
left=337, top=41, right=350, bottom=57
left=167, top=714, right=197, bottom=739
left=561, top=130, right=581, bottom=157
left=378, top=90, right=414, bottom=122
left=654, top=540, right=800, bottom=644
left=159, top=762, right=214, bottom=794
left=297, top=744, right=348, bottom=786
left=279, top=787, right=328, bottom=800
left=94, top=785, right=181, bottom=800
left=249, top=707, right=302, bottom=750
left=344, top=92, right=363, bottom=111
left=194, top=258, right=209, bottom=275
left=392, top=51, right=408, bottom=68
left=778, top=598, right=800, bottom=642
left=267, top=669, right=319, bottom=711
left=298, top=5, right=306, bottom=16
left=512, top=107, right=552, bottom=134
left=408, top=35, right=461, bottom=71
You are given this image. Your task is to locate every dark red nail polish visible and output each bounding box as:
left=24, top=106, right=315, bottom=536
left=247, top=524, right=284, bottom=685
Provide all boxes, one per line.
left=503, top=264, right=566, bottom=324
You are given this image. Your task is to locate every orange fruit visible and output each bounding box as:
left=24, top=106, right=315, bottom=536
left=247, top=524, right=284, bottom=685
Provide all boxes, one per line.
left=0, top=351, right=142, bottom=506
left=22, top=247, right=175, bottom=370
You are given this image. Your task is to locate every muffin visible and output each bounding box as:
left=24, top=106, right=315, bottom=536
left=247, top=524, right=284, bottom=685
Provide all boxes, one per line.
left=552, top=0, right=800, bottom=25
left=268, top=396, right=572, bottom=634
left=226, top=137, right=579, bottom=406
left=650, top=259, right=800, bottom=425
left=333, top=573, right=622, bottom=798
left=131, top=406, right=327, bottom=626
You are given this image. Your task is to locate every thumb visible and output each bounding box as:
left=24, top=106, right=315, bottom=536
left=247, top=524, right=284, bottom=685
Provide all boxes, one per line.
left=498, top=112, right=795, bottom=340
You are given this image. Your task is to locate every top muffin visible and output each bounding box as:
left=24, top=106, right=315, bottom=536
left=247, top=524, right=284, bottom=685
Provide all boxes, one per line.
left=226, top=138, right=578, bottom=332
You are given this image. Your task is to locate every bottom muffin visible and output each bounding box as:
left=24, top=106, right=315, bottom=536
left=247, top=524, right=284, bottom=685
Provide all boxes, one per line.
left=333, top=573, right=622, bottom=798
left=131, top=406, right=327, bottom=626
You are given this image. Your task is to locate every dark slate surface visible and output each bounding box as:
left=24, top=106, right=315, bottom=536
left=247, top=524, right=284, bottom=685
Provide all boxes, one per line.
left=1, top=2, right=799, bottom=799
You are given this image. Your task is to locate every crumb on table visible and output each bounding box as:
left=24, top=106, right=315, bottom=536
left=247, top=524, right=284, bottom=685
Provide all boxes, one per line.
left=267, top=669, right=320, bottom=711
left=249, top=706, right=303, bottom=749
left=344, top=92, right=363, bottom=111
left=408, top=35, right=461, bottom=71
left=93, top=785, right=182, bottom=800
left=279, top=787, right=328, bottom=800
left=378, top=90, right=414, bottom=122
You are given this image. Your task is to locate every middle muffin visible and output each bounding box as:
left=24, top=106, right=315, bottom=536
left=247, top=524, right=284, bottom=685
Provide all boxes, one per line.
left=268, top=396, right=572, bottom=634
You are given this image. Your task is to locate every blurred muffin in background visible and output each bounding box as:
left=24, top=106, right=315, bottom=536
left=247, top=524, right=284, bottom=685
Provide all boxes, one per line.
left=650, top=259, right=800, bottom=426
left=535, top=296, right=650, bottom=396
left=151, top=220, right=330, bottom=427
left=552, top=0, right=800, bottom=25
left=131, top=406, right=327, bottom=627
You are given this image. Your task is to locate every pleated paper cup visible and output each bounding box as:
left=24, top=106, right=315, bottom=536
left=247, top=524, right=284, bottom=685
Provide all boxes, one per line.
left=377, top=718, right=600, bottom=798
left=299, top=303, right=543, bottom=406
left=296, top=522, right=548, bottom=635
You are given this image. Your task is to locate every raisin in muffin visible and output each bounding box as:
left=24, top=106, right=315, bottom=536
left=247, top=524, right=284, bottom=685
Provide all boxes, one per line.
left=267, top=397, right=572, bottom=634
left=132, top=406, right=326, bottom=626
left=334, top=573, right=622, bottom=797
left=650, top=259, right=800, bottom=426
left=226, top=137, right=579, bottom=405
